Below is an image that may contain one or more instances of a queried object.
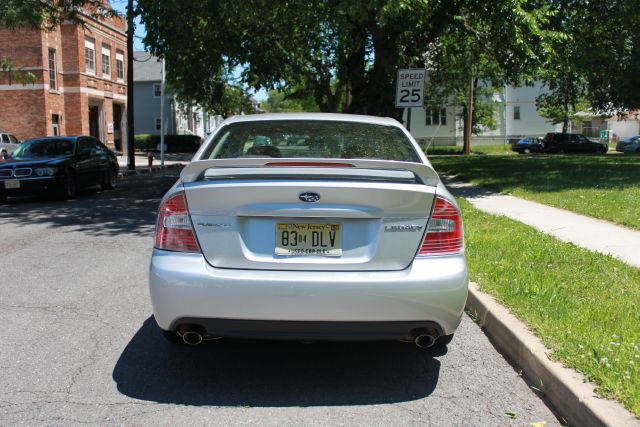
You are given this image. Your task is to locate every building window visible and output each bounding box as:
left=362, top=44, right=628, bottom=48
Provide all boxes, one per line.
left=48, top=49, right=57, bottom=90
left=101, top=45, right=111, bottom=78
left=425, top=108, right=447, bottom=126
left=116, top=51, right=124, bottom=81
left=153, top=83, right=162, bottom=97
left=52, top=114, right=60, bottom=136
left=155, top=117, right=162, bottom=131
left=513, top=105, right=521, bottom=120
left=84, top=38, right=95, bottom=74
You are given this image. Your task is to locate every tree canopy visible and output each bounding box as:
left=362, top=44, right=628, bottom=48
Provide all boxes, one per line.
left=138, top=0, right=559, bottom=119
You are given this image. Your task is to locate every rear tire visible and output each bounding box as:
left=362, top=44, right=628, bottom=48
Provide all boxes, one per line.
left=523, top=148, right=531, bottom=154
left=0, top=192, right=6, bottom=203
left=58, top=169, right=77, bottom=200
left=0, top=150, right=7, bottom=160
left=600, top=145, right=608, bottom=154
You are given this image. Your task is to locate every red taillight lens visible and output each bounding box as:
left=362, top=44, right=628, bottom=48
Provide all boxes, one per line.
left=154, top=192, right=200, bottom=253
left=418, top=196, right=464, bottom=256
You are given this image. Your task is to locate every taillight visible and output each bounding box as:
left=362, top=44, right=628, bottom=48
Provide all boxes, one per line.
left=418, top=196, right=464, bottom=256
left=154, top=192, right=200, bottom=253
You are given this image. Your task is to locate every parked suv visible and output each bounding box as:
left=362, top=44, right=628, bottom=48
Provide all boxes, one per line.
left=0, top=132, right=21, bottom=159
left=543, top=132, right=608, bottom=154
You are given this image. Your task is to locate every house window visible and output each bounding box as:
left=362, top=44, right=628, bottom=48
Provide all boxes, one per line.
left=84, top=38, right=95, bottom=74
left=48, top=49, right=57, bottom=90
left=101, top=45, right=111, bottom=78
left=513, top=105, right=521, bottom=120
left=116, top=51, right=124, bottom=81
left=425, top=108, right=447, bottom=126
left=52, top=114, right=60, bottom=136
left=155, top=117, right=162, bottom=131
left=153, top=83, right=162, bottom=97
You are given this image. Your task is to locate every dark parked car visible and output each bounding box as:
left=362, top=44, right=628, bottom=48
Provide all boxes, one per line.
left=542, top=132, right=608, bottom=154
left=615, top=135, right=640, bottom=153
left=0, top=136, right=118, bottom=202
left=511, top=137, right=544, bottom=154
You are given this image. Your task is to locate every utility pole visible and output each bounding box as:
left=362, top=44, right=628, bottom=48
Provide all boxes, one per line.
left=126, top=0, right=135, bottom=170
left=160, top=58, right=165, bottom=166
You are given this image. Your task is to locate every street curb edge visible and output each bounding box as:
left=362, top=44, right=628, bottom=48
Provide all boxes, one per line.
left=466, top=282, right=639, bottom=427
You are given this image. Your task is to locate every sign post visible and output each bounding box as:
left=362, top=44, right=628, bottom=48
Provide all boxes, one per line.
left=395, top=69, right=425, bottom=132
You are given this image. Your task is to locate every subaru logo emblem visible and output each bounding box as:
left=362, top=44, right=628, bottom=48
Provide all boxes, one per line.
left=299, top=192, right=320, bottom=203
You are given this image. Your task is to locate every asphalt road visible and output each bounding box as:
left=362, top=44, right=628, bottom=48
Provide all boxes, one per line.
left=0, top=172, right=560, bottom=426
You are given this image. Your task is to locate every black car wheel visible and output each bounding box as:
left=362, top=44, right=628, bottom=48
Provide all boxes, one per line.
left=103, top=167, right=117, bottom=190
left=58, top=169, right=77, bottom=200
left=0, top=150, right=7, bottom=160
left=600, top=145, right=608, bottom=154
left=523, top=148, right=531, bottom=154
left=0, top=192, right=6, bottom=203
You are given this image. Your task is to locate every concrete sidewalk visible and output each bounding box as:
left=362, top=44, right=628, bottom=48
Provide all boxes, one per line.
left=444, top=178, right=640, bottom=269
left=116, top=153, right=191, bottom=172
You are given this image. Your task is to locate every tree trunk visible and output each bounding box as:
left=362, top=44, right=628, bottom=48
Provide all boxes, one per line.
left=463, top=77, right=475, bottom=155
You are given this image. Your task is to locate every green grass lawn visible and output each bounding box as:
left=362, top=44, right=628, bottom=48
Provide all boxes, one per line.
left=424, top=143, right=515, bottom=156
left=429, top=154, right=640, bottom=230
left=460, top=199, right=640, bottom=416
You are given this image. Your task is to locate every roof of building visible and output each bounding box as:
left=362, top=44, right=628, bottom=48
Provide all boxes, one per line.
left=133, top=51, right=163, bottom=82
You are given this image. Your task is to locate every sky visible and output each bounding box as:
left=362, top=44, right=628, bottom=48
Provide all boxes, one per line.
left=108, top=1, right=268, bottom=102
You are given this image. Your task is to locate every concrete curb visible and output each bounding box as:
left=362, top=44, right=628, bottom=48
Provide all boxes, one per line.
left=118, top=163, right=184, bottom=177
left=466, top=282, right=639, bottom=427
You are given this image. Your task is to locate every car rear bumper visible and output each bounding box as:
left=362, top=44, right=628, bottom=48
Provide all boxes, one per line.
left=149, top=249, right=468, bottom=339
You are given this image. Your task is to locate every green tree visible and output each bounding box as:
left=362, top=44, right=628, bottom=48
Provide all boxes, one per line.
left=263, top=88, right=320, bottom=113
left=424, top=1, right=556, bottom=152
left=138, top=0, right=556, bottom=120
left=536, top=0, right=640, bottom=126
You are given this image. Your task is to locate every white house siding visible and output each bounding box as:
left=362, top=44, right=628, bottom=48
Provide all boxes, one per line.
left=405, top=81, right=558, bottom=146
left=505, top=83, right=558, bottom=139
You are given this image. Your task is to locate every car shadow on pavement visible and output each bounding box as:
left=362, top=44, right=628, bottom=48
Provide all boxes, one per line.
left=0, top=173, right=178, bottom=237
left=113, top=317, right=443, bottom=407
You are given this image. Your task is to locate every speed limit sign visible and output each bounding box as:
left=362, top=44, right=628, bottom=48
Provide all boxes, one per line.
left=395, top=69, right=425, bottom=107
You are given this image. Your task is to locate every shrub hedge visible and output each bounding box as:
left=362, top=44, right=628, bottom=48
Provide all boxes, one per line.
left=134, top=134, right=201, bottom=153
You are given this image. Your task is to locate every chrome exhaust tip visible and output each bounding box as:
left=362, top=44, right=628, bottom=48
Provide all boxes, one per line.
left=413, top=328, right=440, bottom=349
left=414, top=334, right=436, bottom=348
left=181, top=330, right=204, bottom=346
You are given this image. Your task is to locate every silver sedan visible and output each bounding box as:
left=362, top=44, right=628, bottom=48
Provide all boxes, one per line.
left=149, top=113, right=468, bottom=349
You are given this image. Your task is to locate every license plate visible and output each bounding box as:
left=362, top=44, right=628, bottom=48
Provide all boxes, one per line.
left=276, top=223, right=342, bottom=256
left=4, top=179, right=19, bottom=189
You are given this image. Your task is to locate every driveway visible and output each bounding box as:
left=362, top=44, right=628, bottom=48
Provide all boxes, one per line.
left=0, top=172, right=560, bottom=425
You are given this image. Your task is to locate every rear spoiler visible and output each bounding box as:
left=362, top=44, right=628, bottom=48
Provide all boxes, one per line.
left=180, top=158, right=441, bottom=186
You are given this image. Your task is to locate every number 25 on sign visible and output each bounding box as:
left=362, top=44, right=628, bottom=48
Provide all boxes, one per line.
left=395, top=69, right=425, bottom=108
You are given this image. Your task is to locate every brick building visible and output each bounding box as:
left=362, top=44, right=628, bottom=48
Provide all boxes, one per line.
left=0, top=5, right=127, bottom=151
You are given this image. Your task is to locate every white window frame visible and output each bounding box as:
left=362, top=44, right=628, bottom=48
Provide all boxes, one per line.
left=84, top=38, right=96, bottom=74
left=425, top=107, right=447, bottom=126
left=101, top=45, right=111, bottom=79
left=155, top=117, right=162, bottom=131
left=116, top=51, right=124, bottom=81
left=513, top=105, right=521, bottom=120
left=153, top=83, right=162, bottom=98
left=48, top=49, right=57, bottom=90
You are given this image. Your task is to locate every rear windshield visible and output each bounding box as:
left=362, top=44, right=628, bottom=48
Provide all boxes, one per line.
left=201, top=120, right=421, bottom=162
left=12, top=139, right=74, bottom=158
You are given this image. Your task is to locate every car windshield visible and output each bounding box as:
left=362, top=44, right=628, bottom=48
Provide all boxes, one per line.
left=202, top=120, right=421, bottom=162
left=12, top=139, right=75, bottom=158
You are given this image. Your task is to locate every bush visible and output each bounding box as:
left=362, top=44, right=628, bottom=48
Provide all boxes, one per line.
left=134, top=134, right=201, bottom=153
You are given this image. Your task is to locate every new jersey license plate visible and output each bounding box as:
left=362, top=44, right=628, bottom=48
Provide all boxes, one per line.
left=276, top=223, right=342, bottom=256
left=4, top=179, right=20, bottom=189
